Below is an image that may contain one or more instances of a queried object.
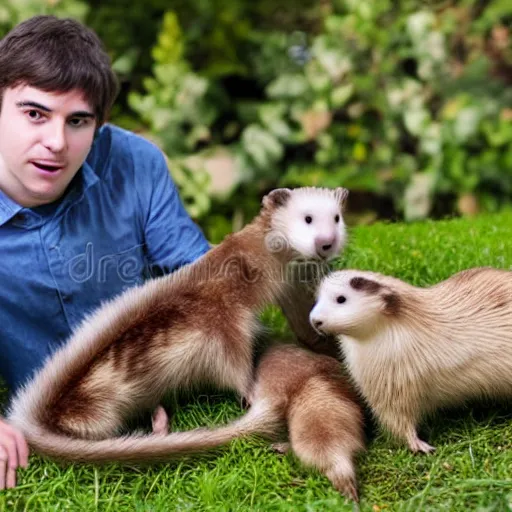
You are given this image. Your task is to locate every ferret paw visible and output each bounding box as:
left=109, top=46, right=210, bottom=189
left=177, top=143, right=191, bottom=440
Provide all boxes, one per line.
left=151, top=406, right=170, bottom=436
left=271, top=442, right=290, bottom=454
left=408, top=437, right=435, bottom=454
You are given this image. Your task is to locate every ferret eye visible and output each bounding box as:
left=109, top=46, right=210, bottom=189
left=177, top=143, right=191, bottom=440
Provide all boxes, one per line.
left=334, top=214, right=340, bottom=223
left=305, top=215, right=313, bottom=224
left=336, top=295, right=346, bottom=304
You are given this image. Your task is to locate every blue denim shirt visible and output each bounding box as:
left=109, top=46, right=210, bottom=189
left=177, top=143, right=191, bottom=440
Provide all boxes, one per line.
left=0, top=124, right=210, bottom=393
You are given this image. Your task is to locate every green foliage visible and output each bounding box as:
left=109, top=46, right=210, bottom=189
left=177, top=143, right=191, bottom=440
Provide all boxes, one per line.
left=0, top=0, right=88, bottom=37
left=127, top=11, right=223, bottom=218
left=120, top=1, right=512, bottom=241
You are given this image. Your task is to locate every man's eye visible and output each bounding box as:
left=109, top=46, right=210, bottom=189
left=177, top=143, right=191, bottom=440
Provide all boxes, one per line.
left=69, top=118, right=87, bottom=127
left=27, top=110, right=43, bottom=121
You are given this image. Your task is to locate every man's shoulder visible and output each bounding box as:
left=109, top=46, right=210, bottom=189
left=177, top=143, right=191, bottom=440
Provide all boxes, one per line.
left=86, top=124, right=165, bottom=178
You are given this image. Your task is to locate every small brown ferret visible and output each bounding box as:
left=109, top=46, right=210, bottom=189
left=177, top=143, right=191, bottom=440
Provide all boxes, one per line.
left=246, top=343, right=365, bottom=501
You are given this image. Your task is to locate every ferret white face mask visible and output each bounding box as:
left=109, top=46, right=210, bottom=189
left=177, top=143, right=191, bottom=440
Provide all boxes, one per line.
left=310, top=271, right=394, bottom=338
left=267, top=187, right=348, bottom=261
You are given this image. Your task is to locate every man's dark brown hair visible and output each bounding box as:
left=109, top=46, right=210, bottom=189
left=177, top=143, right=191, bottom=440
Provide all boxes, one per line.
left=0, top=15, right=119, bottom=125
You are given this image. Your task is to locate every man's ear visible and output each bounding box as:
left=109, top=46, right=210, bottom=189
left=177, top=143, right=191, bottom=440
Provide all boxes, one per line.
left=262, top=188, right=292, bottom=210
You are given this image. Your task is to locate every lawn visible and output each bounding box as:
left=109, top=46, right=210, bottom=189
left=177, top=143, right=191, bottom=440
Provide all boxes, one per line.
left=2, top=212, right=512, bottom=511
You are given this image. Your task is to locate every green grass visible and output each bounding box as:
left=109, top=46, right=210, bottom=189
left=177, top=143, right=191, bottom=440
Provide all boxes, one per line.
left=2, top=212, right=512, bottom=511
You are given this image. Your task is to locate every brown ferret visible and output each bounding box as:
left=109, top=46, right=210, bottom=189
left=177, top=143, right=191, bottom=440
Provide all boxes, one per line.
left=7, top=187, right=348, bottom=462
left=310, top=267, right=512, bottom=453
left=133, top=344, right=365, bottom=501
left=247, top=344, right=364, bottom=501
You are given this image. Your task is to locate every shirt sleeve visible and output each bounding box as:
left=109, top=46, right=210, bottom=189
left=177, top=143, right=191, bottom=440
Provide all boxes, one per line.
left=136, top=144, right=210, bottom=277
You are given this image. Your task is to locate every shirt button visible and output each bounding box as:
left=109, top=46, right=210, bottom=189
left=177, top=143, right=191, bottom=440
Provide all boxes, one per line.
left=62, top=294, right=71, bottom=303
left=13, top=213, right=25, bottom=222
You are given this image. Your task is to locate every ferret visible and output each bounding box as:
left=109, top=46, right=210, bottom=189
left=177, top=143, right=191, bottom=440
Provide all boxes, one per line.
left=7, top=187, right=348, bottom=463
left=135, top=344, right=365, bottom=501
left=310, top=267, right=512, bottom=453
left=246, top=344, right=364, bottom=501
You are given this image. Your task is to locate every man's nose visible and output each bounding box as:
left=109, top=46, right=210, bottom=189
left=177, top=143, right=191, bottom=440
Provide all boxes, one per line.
left=43, top=122, right=67, bottom=153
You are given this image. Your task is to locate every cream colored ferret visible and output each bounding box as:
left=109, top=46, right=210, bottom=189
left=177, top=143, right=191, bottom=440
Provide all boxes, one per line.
left=310, top=267, right=512, bottom=453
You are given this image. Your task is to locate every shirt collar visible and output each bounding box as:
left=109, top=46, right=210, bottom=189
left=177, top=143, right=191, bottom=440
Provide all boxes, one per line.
left=0, top=188, right=23, bottom=226
left=0, top=162, right=99, bottom=228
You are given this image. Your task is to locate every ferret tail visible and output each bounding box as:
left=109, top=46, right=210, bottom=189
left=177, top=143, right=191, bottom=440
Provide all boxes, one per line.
left=10, top=404, right=279, bottom=464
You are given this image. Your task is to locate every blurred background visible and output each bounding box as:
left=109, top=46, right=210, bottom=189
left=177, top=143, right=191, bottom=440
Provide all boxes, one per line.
left=1, top=0, right=510, bottom=242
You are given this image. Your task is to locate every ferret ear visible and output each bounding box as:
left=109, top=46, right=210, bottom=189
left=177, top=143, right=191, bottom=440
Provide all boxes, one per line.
left=382, top=292, right=401, bottom=316
left=262, top=188, right=292, bottom=210
left=349, top=276, right=382, bottom=294
left=334, top=187, right=349, bottom=210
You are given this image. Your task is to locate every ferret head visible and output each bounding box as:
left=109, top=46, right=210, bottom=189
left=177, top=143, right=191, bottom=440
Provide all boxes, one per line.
left=310, top=270, right=401, bottom=339
left=262, top=187, right=348, bottom=261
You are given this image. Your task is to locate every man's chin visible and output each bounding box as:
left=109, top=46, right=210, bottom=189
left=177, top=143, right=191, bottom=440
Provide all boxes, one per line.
left=21, top=185, right=68, bottom=207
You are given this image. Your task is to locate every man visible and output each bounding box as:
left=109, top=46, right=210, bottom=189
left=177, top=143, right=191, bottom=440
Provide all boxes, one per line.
left=0, top=15, right=210, bottom=489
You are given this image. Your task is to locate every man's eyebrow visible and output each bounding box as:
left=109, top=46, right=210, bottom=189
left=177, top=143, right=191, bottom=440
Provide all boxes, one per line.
left=15, top=101, right=95, bottom=118
left=16, top=101, right=52, bottom=112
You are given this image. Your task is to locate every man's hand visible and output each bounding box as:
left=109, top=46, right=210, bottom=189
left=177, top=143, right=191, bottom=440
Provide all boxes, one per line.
left=0, top=418, right=28, bottom=489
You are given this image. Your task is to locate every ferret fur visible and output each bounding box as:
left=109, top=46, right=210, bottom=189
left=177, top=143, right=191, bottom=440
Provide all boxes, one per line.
left=246, top=344, right=364, bottom=501
left=7, top=187, right=347, bottom=463
left=149, top=343, right=365, bottom=501
left=310, top=267, right=512, bottom=453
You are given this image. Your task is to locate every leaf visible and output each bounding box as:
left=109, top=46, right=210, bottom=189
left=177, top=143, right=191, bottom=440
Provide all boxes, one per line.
left=258, top=104, right=292, bottom=140
left=331, top=84, right=354, bottom=108
left=352, top=142, right=367, bottom=162
left=454, top=107, right=481, bottom=143
left=111, top=48, right=139, bottom=75
left=267, top=74, right=309, bottom=99
left=406, top=11, right=435, bottom=42
left=420, top=123, right=442, bottom=156
left=404, top=107, right=430, bottom=136
left=242, top=125, right=283, bottom=169
left=312, top=36, right=352, bottom=81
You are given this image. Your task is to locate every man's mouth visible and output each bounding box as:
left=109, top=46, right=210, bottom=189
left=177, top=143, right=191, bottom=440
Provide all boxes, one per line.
left=31, top=161, right=64, bottom=173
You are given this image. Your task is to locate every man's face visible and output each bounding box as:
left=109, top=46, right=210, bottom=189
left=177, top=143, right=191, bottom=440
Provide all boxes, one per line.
left=0, top=84, right=97, bottom=207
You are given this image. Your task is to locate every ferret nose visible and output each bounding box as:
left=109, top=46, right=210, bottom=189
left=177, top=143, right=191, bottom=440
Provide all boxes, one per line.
left=310, top=312, right=323, bottom=330
left=315, top=235, right=335, bottom=256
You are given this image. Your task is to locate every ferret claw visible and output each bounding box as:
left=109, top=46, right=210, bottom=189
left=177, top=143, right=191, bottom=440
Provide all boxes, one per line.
left=408, top=437, right=435, bottom=454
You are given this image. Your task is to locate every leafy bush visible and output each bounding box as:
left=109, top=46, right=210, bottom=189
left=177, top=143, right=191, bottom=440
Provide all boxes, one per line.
left=125, top=1, right=511, bottom=241
left=1, top=1, right=511, bottom=240
left=0, top=0, right=88, bottom=37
